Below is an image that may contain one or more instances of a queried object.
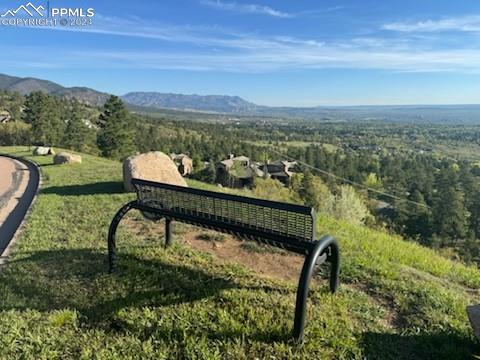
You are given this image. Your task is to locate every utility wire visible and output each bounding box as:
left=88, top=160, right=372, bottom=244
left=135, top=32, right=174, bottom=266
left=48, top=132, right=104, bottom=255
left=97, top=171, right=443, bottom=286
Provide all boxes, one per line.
left=267, top=147, right=431, bottom=209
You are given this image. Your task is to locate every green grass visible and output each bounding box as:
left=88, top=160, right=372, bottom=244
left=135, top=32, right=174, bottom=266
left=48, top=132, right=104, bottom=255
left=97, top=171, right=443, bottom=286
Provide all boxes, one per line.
left=0, top=146, right=479, bottom=359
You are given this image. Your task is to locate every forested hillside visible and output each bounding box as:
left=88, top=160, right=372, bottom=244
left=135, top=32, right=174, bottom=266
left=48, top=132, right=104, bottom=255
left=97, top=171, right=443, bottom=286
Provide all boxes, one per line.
left=0, top=74, right=109, bottom=106
left=1, top=90, right=480, bottom=266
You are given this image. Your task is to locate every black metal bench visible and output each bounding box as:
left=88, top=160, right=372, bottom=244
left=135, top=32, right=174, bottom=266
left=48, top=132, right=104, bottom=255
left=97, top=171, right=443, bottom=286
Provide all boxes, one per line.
left=108, top=178, right=340, bottom=342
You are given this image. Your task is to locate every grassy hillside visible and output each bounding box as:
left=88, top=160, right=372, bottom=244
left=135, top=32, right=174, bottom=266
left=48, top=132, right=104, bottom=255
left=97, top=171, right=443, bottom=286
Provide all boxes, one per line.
left=0, top=146, right=479, bottom=359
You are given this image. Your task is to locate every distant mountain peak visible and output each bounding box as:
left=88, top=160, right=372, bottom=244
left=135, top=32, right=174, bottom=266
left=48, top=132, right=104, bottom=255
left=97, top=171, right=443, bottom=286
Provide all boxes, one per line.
left=0, top=73, right=110, bottom=106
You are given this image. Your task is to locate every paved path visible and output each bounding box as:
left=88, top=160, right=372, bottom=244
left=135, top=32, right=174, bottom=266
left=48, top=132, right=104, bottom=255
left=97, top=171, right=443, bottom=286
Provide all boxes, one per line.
left=0, top=156, right=39, bottom=264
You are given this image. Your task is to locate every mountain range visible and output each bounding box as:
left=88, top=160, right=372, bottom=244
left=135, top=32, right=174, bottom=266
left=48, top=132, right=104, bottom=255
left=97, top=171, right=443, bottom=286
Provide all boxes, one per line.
left=0, top=73, right=261, bottom=113
left=2, top=73, right=480, bottom=124
left=122, top=92, right=260, bottom=113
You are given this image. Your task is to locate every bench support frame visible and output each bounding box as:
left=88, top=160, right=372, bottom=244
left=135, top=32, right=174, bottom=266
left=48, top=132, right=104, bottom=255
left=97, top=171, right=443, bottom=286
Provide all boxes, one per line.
left=108, top=199, right=340, bottom=343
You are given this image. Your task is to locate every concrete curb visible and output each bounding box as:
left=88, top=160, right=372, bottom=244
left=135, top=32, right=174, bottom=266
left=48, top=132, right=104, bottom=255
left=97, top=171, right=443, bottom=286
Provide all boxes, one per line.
left=0, top=160, right=24, bottom=210
left=0, top=153, right=41, bottom=266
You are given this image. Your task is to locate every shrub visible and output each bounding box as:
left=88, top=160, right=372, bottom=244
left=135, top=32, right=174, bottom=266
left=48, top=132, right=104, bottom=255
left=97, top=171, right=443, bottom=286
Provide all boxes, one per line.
left=253, top=178, right=300, bottom=203
left=0, top=121, right=31, bottom=145
left=331, top=185, right=371, bottom=226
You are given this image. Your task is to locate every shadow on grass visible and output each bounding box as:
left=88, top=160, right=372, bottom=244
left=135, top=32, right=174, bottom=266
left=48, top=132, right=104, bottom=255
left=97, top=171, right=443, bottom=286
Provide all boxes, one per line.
left=41, top=181, right=124, bottom=196
left=0, top=248, right=235, bottom=321
left=361, top=331, right=477, bottom=360
left=0, top=247, right=295, bottom=343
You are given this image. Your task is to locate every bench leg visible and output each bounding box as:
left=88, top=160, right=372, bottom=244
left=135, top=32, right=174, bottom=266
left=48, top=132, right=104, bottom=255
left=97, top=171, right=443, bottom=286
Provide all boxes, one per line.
left=108, top=201, right=137, bottom=272
left=165, top=219, right=173, bottom=247
left=293, top=235, right=340, bottom=343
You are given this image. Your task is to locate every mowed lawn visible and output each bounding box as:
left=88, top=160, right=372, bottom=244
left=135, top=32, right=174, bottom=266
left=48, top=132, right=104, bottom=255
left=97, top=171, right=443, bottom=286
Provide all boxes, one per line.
left=0, top=146, right=479, bottom=359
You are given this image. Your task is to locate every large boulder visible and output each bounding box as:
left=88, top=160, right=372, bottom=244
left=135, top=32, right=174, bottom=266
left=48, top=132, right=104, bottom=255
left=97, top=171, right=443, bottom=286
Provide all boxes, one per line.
left=467, top=305, right=480, bottom=340
left=33, top=146, right=55, bottom=156
left=123, top=151, right=187, bottom=192
left=53, top=152, right=82, bottom=165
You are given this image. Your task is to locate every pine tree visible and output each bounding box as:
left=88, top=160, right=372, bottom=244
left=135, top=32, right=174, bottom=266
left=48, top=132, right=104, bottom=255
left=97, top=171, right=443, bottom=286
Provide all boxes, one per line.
left=24, top=92, right=64, bottom=146
left=404, top=189, right=433, bottom=244
left=97, top=96, right=136, bottom=160
left=432, top=166, right=469, bottom=246
left=468, top=187, right=480, bottom=240
left=63, top=101, right=92, bottom=152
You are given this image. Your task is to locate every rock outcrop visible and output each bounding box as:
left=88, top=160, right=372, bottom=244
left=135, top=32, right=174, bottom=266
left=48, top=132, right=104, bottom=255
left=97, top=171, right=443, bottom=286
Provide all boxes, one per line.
left=123, top=151, right=188, bottom=192
left=53, top=152, right=82, bottom=165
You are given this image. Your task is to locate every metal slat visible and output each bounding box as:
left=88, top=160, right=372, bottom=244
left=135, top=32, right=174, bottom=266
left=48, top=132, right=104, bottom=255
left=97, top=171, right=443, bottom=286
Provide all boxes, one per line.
left=133, top=179, right=316, bottom=243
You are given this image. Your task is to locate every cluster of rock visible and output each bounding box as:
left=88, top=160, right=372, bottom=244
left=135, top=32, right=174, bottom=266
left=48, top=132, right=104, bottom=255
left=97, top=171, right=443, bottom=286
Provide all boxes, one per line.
left=33, top=148, right=187, bottom=190
left=32, top=147, right=82, bottom=164
left=123, top=151, right=187, bottom=192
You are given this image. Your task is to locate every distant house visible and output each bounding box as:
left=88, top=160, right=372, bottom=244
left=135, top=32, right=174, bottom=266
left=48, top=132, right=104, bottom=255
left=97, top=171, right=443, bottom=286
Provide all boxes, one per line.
left=0, top=110, right=11, bottom=124
left=216, top=154, right=259, bottom=188
left=170, top=153, right=193, bottom=176
left=260, top=160, right=297, bottom=184
left=215, top=155, right=297, bottom=188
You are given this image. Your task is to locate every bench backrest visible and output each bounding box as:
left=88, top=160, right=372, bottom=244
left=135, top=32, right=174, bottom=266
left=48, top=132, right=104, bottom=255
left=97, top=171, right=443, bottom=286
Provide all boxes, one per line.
left=132, top=178, right=316, bottom=250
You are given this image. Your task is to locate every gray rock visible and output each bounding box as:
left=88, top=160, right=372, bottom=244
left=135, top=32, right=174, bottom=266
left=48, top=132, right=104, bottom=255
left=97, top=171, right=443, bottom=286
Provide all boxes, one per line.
left=123, top=151, right=187, bottom=192
left=53, top=152, right=82, bottom=165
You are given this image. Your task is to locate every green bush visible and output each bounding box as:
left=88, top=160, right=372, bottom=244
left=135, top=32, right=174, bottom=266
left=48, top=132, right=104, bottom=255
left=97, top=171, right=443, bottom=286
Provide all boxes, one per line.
left=331, top=185, right=371, bottom=226
left=253, top=177, right=300, bottom=203
left=0, top=121, right=31, bottom=145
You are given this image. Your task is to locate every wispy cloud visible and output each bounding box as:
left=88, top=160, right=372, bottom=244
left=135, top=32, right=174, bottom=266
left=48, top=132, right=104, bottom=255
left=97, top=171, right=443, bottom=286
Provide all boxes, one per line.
left=11, top=13, right=480, bottom=74
left=8, top=38, right=480, bottom=74
left=383, top=15, right=480, bottom=32
left=200, top=0, right=292, bottom=18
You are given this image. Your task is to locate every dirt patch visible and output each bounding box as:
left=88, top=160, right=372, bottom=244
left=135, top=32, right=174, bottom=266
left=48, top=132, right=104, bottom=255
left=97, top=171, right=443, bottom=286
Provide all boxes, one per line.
left=123, top=216, right=309, bottom=284
left=183, top=231, right=305, bottom=283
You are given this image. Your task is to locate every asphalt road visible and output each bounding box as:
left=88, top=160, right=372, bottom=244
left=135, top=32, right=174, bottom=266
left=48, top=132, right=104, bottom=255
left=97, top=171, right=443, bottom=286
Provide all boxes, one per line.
left=0, top=156, right=39, bottom=263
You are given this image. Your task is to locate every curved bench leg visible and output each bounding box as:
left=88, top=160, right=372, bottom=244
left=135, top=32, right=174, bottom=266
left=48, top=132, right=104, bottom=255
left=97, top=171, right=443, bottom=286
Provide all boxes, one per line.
left=108, top=201, right=137, bottom=272
left=293, top=235, right=340, bottom=343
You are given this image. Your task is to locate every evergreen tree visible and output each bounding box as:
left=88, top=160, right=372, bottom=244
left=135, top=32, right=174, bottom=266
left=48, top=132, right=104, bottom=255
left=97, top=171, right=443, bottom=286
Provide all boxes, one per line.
left=206, top=161, right=216, bottom=183
left=24, top=92, right=64, bottom=146
left=468, top=187, right=480, bottom=240
left=432, top=166, right=469, bottom=246
left=403, top=190, right=433, bottom=244
left=97, top=96, right=136, bottom=160
left=298, top=171, right=333, bottom=213
left=63, top=101, right=92, bottom=152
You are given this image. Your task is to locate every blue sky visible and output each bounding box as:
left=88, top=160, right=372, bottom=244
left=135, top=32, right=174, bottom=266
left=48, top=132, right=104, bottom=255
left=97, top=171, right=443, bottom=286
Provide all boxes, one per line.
left=2, top=0, right=480, bottom=106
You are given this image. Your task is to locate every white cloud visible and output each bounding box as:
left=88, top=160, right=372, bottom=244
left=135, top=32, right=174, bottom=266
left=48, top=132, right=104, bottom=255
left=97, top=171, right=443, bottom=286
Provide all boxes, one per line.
left=8, top=41, right=480, bottom=74
left=200, top=0, right=292, bottom=18
left=383, top=15, right=480, bottom=32
left=12, top=14, right=480, bottom=74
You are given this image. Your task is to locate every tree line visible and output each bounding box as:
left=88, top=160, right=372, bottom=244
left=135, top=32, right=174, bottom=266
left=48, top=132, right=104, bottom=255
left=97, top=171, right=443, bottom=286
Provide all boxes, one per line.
left=1, top=90, right=479, bottom=264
